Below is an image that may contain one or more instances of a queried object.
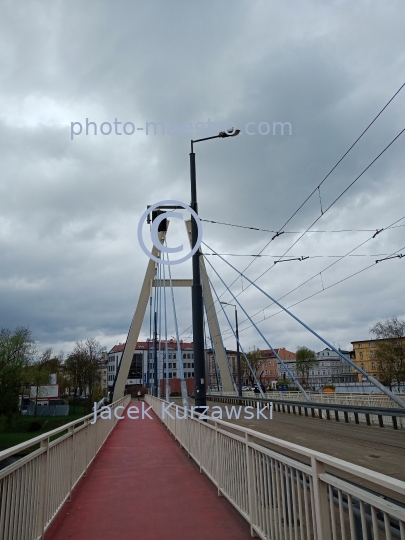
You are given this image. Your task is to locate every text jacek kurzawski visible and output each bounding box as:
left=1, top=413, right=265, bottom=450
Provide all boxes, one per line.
left=90, top=401, right=273, bottom=423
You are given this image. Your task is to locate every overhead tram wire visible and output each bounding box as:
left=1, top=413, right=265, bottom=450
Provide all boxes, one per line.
left=208, top=214, right=405, bottom=338
left=202, top=241, right=405, bottom=409
left=220, top=244, right=405, bottom=341
left=220, top=82, right=405, bottom=293
left=201, top=219, right=405, bottom=235
left=179, top=84, right=405, bottom=340
left=205, top=253, right=394, bottom=259
left=227, top=126, right=405, bottom=303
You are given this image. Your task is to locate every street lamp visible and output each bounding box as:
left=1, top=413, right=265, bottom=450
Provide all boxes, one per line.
left=220, top=302, right=242, bottom=397
left=190, top=128, right=240, bottom=411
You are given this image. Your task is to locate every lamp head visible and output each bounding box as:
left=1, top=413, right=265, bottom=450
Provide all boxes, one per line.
left=219, top=128, right=241, bottom=138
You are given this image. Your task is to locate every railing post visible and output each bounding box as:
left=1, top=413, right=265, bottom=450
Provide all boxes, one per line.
left=37, top=438, right=49, bottom=539
left=311, top=456, right=332, bottom=540
left=215, top=421, right=222, bottom=496
left=245, top=433, right=259, bottom=537
left=84, top=418, right=89, bottom=476
left=68, top=424, right=75, bottom=501
left=199, top=417, right=202, bottom=472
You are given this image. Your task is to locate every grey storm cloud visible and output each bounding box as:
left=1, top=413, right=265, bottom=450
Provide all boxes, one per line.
left=0, top=0, right=404, bottom=356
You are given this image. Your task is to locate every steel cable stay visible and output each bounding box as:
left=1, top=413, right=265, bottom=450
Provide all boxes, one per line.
left=204, top=257, right=312, bottom=402
left=165, top=248, right=189, bottom=409
left=148, top=257, right=159, bottom=391
left=161, top=254, right=170, bottom=401
left=205, top=272, right=268, bottom=400
left=201, top=280, right=237, bottom=394
left=220, top=243, right=405, bottom=342
left=201, top=291, right=222, bottom=391
left=203, top=240, right=405, bottom=409
left=215, top=214, right=405, bottom=338
left=202, top=294, right=231, bottom=392
left=157, top=259, right=164, bottom=398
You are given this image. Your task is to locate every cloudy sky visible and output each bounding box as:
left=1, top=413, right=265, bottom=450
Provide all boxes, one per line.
left=0, top=0, right=404, bottom=358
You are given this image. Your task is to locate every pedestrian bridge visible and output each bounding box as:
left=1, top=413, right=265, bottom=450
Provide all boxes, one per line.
left=1, top=395, right=405, bottom=540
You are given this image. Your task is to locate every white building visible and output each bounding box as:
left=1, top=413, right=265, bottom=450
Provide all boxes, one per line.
left=277, top=348, right=356, bottom=387
left=107, top=340, right=195, bottom=393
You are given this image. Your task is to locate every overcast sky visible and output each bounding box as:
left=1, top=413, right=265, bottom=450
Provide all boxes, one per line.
left=0, top=0, right=404, bottom=357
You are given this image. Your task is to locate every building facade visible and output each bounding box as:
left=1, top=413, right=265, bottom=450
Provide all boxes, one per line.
left=350, top=338, right=403, bottom=382
left=206, top=349, right=238, bottom=389
left=107, top=340, right=196, bottom=394
left=277, top=348, right=356, bottom=387
left=258, top=348, right=295, bottom=385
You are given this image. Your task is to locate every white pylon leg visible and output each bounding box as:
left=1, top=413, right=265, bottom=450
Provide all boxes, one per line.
left=113, top=232, right=166, bottom=402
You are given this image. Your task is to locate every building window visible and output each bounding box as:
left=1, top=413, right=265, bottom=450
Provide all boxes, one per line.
left=359, top=352, right=363, bottom=358
left=371, top=362, right=375, bottom=370
left=359, top=344, right=362, bottom=348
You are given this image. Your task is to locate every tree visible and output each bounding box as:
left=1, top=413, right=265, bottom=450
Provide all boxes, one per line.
left=0, top=327, right=36, bottom=425
left=25, top=348, right=63, bottom=416
left=295, top=346, right=318, bottom=388
left=370, top=317, right=405, bottom=390
left=64, top=338, right=105, bottom=410
left=242, top=347, right=263, bottom=386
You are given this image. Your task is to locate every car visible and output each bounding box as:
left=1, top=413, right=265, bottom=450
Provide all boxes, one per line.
left=242, top=386, right=250, bottom=391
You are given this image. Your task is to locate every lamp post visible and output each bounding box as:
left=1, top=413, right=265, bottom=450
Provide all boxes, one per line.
left=190, top=128, right=240, bottom=411
left=220, top=302, right=242, bottom=397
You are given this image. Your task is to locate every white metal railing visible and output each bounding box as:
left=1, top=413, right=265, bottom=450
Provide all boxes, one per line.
left=0, top=394, right=131, bottom=540
left=146, top=395, right=405, bottom=539
left=208, top=394, right=405, bottom=428
left=209, top=390, right=405, bottom=408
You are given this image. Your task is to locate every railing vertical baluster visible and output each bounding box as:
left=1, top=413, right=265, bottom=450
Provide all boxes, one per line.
left=245, top=433, right=258, bottom=537
left=37, top=438, right=50, bottom=539
left=311, top=457, right=332, bottom=540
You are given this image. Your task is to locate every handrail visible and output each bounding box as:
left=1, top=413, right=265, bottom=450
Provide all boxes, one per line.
left=207, top=393, right=405, bottom=429
left=0, top=394, right=131, bottom=540
left=146, top=395, right=405, bottom=539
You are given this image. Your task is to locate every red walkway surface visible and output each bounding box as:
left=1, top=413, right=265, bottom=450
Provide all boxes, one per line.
left=46, top=401, right=251, bottom=540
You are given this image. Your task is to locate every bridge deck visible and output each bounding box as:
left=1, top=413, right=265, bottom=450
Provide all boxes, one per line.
left=46, top=400, right=250, bottom=540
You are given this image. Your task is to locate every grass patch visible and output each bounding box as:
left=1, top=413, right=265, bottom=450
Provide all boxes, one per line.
left=0, top=412, right=88, bottom=454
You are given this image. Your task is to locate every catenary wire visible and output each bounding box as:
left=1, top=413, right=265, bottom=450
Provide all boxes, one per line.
left=216, top=244, right=405, bottom=340
left=218, top=215, right=405, bottom=336
left=220, top=82, right=405, bottom=292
